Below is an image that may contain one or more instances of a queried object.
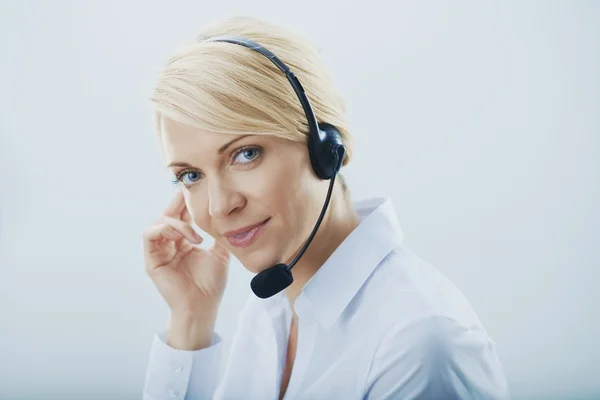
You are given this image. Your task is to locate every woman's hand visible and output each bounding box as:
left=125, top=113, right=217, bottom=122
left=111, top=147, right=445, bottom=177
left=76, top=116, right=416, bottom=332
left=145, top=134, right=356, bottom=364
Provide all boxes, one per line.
left=143, top=190, right=230, bottom=326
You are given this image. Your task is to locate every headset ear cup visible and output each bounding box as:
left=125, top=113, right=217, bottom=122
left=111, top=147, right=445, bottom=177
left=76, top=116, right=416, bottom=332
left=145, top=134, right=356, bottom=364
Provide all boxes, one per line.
left=318, top=122, right=341, bottom=138
left=307, top=123, right=345, bottom=180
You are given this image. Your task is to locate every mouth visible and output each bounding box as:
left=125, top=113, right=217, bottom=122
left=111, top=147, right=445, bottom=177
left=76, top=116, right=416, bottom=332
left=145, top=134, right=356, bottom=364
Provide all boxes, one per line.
left=224, top=218, right=271, bottom=248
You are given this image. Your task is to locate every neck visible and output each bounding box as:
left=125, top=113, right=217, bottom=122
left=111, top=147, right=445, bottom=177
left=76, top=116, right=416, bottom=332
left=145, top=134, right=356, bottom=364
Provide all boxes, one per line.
left=283, top=184, right=360, bottom=314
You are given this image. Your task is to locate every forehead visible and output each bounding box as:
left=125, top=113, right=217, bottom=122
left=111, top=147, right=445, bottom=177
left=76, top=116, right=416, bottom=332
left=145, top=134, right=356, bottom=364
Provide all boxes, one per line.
left=160, top=118, right=238, bottom=162
left=161, top=117, right=225, bottom=148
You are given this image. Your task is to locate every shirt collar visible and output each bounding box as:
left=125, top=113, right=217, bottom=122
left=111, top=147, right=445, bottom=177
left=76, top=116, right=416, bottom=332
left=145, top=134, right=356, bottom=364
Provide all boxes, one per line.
left=288, top=196, right=404, bottom=331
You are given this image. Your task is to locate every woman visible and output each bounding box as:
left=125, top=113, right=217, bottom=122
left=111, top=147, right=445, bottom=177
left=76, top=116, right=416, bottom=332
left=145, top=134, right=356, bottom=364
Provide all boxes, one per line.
left=142, top=16, right=510, bottom=400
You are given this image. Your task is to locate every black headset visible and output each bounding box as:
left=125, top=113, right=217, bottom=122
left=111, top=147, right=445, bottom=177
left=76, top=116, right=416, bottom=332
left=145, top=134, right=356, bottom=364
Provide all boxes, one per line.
left=204, top=36, right=347, bottom=299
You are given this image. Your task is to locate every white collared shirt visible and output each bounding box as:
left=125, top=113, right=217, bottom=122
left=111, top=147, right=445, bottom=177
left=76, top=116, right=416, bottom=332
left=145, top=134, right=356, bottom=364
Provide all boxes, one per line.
left=143, top=197, right=510, bottom=400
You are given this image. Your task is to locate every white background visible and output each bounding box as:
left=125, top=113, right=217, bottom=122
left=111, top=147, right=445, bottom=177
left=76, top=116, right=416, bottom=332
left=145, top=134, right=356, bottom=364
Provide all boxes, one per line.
left=1, top=1, right=598, bottom=399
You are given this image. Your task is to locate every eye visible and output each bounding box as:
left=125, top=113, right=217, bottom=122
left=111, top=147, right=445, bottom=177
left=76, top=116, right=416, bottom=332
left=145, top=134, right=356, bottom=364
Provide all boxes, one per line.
left=233, top=146, right=262, bottom=164
left=171, top=169, right=203, bottom=187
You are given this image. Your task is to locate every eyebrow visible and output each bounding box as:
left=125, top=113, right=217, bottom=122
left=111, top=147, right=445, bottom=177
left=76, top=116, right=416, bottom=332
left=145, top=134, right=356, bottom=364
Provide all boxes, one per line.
left=167, top=135, right=252, bottom=169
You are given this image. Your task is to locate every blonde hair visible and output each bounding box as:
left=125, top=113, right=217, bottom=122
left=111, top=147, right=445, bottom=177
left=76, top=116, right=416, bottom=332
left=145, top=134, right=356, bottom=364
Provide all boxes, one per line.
left=150, top=15, right=354, bottom=188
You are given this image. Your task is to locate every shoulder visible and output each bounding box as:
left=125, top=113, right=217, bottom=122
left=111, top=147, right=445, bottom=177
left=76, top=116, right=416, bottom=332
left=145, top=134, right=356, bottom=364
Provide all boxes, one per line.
left=361, top=245, right=487, bottom=327
left=365, top=313, right=510, bottom=399
left=360, top=248, right=511, bottom=398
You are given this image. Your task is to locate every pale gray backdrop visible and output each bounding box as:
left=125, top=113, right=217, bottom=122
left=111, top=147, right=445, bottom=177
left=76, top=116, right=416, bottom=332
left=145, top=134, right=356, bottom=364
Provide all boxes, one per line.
left=0, top=1, right=598, bottom=399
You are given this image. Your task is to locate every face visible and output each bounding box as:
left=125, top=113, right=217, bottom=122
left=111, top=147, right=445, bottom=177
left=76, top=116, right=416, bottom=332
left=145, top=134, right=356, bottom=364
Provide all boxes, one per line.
left=160, top=118, right=330, bottom=273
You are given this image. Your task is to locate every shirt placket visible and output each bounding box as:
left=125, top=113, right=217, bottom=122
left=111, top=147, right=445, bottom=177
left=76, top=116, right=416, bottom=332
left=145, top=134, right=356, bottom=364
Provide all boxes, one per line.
left=281, top=299, right=318, bottom=400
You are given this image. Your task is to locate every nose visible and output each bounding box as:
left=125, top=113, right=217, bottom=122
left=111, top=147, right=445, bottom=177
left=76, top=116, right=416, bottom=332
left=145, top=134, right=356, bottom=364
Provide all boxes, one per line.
left=208, top=177, right=245, bottom=219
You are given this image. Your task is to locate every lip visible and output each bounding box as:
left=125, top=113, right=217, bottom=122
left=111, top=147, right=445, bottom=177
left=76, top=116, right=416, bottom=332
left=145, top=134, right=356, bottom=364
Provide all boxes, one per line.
left=224, top=218, right=270, bottom=248
left=223, top=218, right=270, bottom=237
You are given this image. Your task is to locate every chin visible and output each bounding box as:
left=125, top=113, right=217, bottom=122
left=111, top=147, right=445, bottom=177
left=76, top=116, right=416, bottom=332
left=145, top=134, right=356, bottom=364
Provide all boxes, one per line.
left=238, top=252, right=280, bottom=274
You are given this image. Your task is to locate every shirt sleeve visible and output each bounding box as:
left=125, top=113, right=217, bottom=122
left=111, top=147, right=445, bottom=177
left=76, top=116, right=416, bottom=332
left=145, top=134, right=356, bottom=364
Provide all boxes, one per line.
left=363, top=316, right=511, bottom=400
left=143, top=329, right=223, bottom=400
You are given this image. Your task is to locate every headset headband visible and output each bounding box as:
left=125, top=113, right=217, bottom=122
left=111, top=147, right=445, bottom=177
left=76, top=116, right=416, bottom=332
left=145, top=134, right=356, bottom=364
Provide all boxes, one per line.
left=203, top=35, right=323, bottom=142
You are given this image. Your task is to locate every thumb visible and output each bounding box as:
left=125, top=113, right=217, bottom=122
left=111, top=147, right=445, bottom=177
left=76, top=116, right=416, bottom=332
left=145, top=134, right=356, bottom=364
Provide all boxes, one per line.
left=210, top=239, right=231, bottom=263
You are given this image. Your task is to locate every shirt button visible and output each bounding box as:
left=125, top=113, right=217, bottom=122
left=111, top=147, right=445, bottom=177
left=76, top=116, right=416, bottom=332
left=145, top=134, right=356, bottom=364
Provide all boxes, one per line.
left=170, top=361, right=183, bottom=372
left=168, top=387, right=181, bottom=398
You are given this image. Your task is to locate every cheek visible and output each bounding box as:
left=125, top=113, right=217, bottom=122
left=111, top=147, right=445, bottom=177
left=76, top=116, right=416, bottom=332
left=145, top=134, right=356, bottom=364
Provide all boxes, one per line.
left=263, top=159, right=314, bottom=231
left=240, top=167, right=292, bottom=213
left=239, top=151, right=307, bottom=210
left=182, top=192, right=212, bottom=233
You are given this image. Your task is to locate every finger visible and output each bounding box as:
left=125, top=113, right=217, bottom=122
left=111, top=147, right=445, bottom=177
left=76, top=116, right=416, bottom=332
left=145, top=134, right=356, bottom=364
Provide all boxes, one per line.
left=171, top=235, right=201, bottom=268
left=144, top=220, right=201, bottom=248
left=174, top=233, right=196, bottom=253
left=180, top=201, right=192, bottom=224
left=144, top=223, right=180, bottom=242
left=143, top=223, right=182, bottom=256
left=163, top=190, right=186, bottom=219
left=161, top=216, right=203, bottom=244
